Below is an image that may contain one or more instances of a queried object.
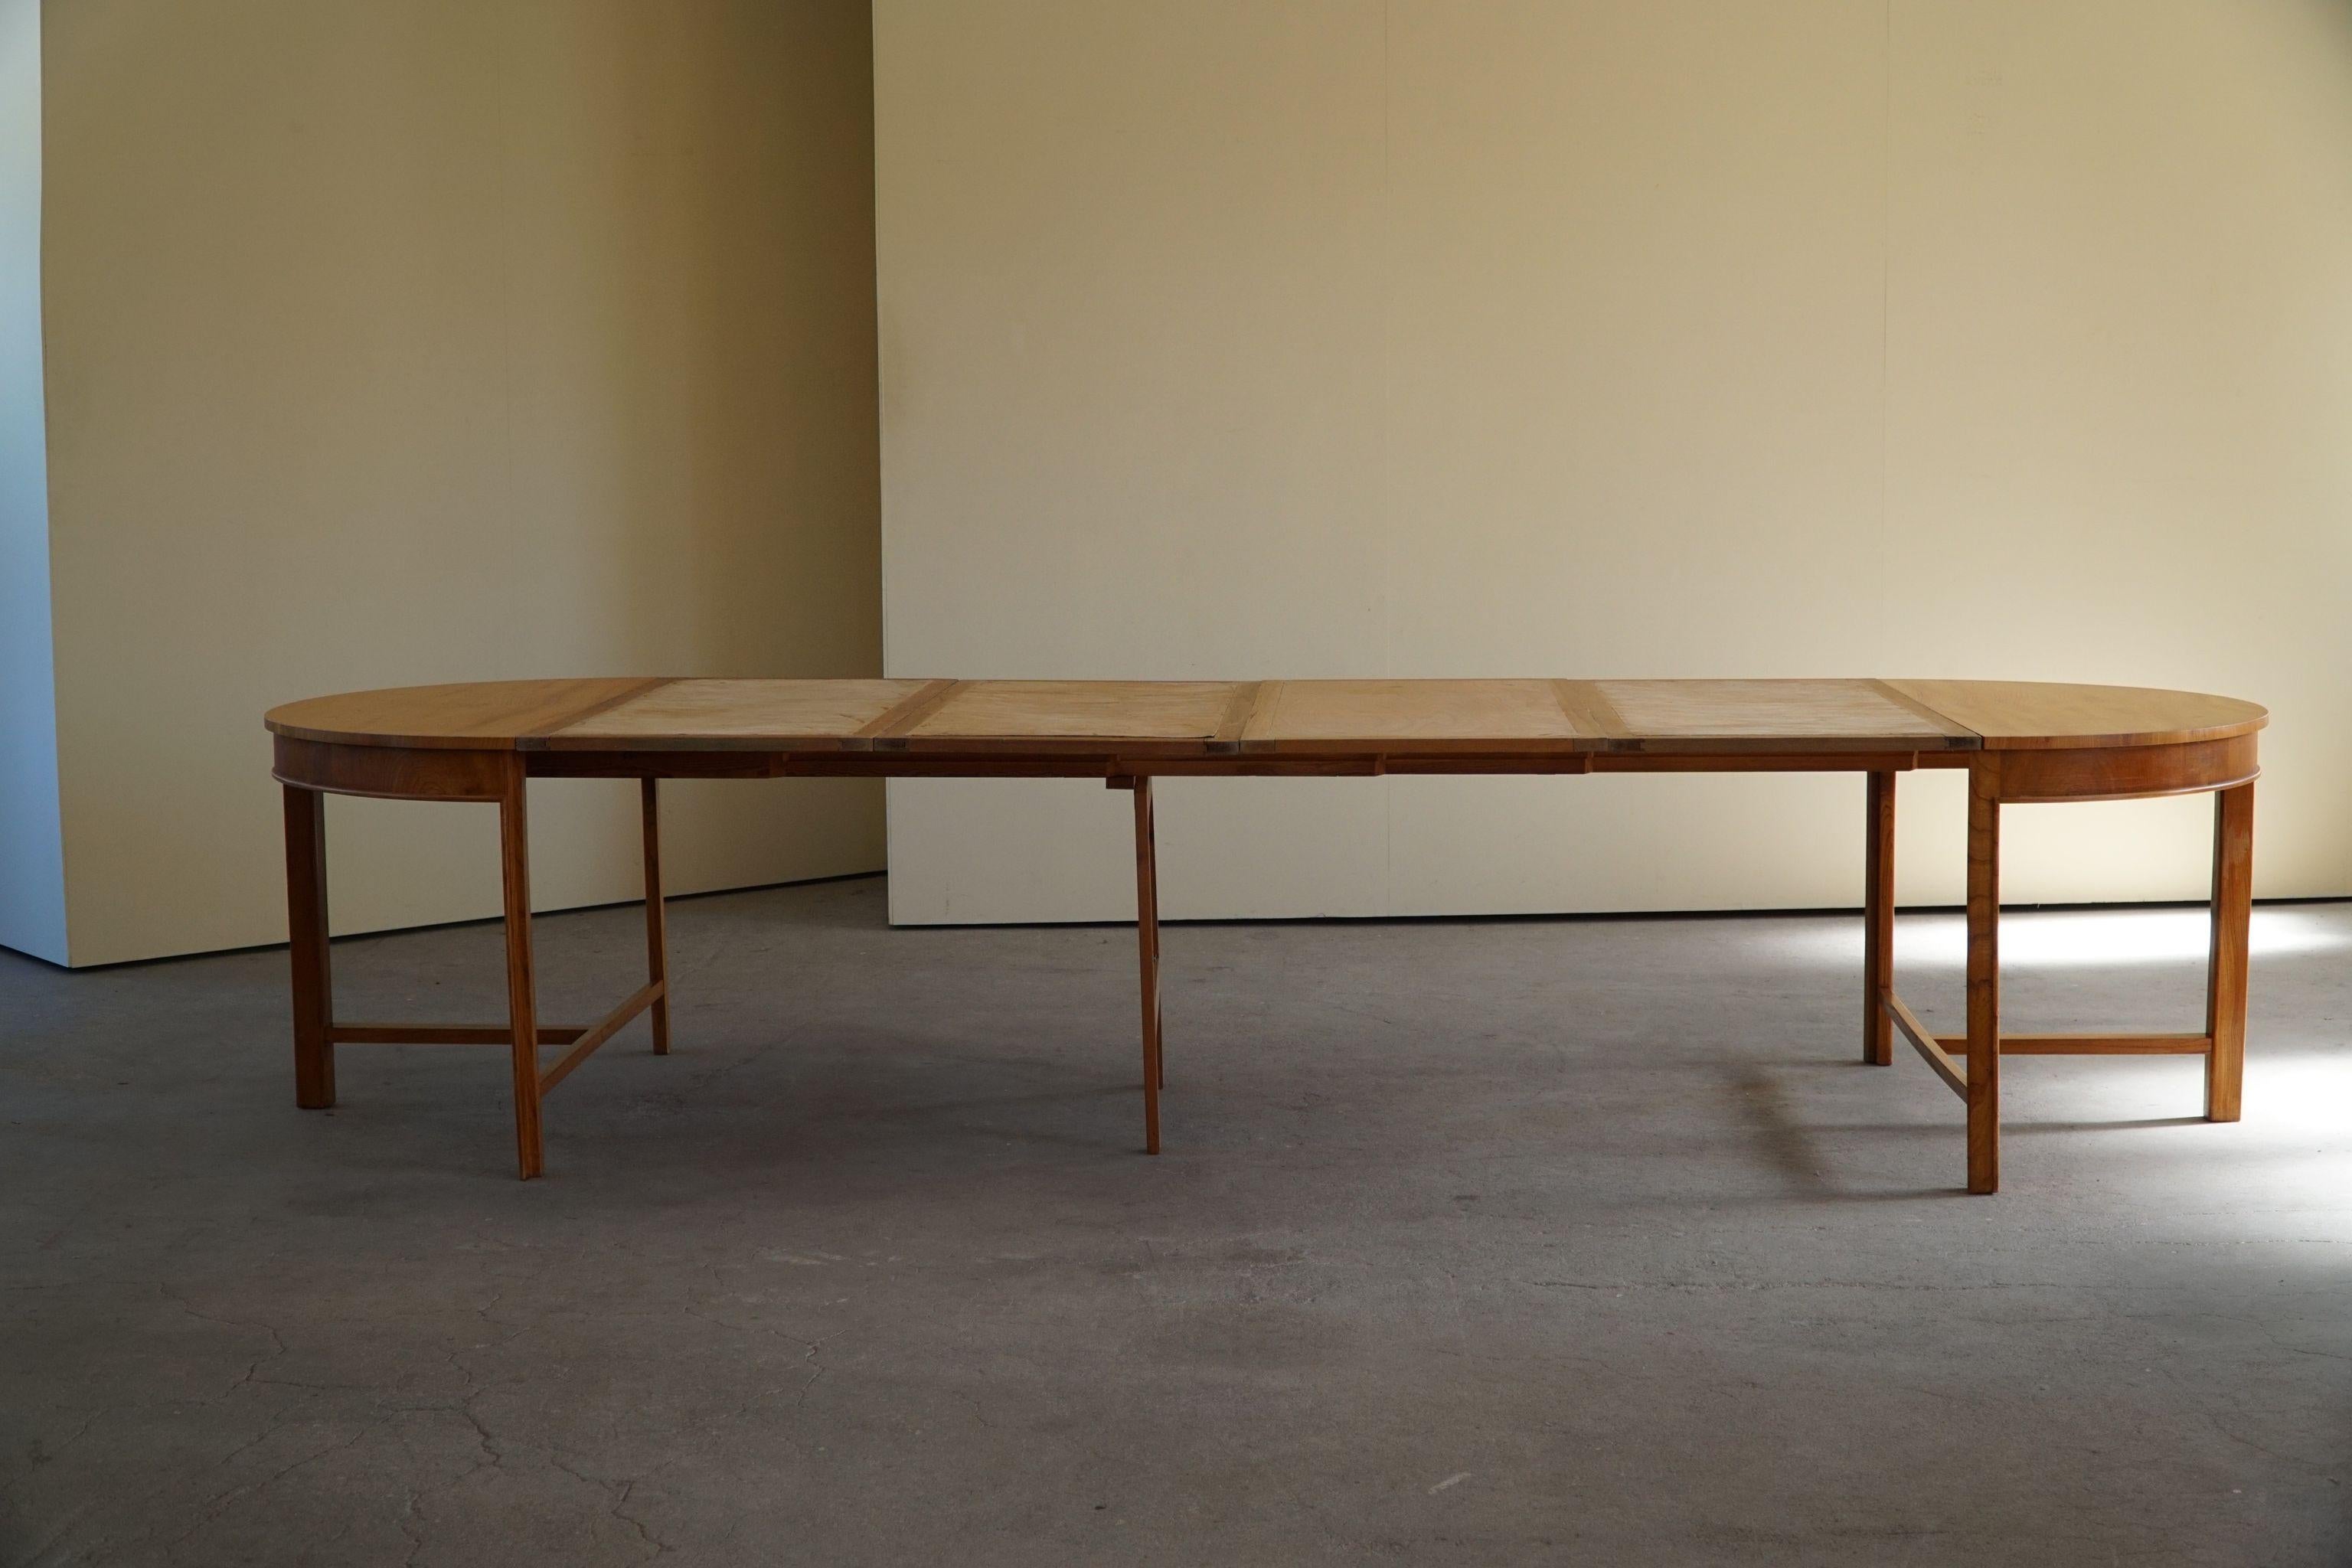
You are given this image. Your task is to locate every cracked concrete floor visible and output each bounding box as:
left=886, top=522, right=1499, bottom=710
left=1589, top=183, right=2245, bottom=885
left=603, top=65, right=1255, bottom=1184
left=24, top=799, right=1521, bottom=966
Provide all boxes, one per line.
left=3, top=876, right=2350, bottom=1566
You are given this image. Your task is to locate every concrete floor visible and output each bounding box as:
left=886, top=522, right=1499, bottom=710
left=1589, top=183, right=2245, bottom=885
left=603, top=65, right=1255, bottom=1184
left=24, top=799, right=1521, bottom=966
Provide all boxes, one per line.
left=3, top=877, right=2349, bottom=1566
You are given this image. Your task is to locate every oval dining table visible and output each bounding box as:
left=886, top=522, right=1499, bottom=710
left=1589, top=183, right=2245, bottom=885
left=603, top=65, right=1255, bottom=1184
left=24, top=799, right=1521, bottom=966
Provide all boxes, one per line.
left=266, top=676, right=2265, bottom=1193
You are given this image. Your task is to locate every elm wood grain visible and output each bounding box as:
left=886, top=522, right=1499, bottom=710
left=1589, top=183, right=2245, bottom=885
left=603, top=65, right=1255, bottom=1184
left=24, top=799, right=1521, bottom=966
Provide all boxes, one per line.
left=1864, top=771, right=1895, bottom=1067
left=1883, top=680, right=2267, bottom=751
left=1589, top=751, right=1929, bottom=775
left=270, top=677, right=2269, bottom=760
left=498, top=760, right=544, bottom=1180
left=1871, top=760, right=2250, bottom=1191
left=1238, top=679, right=1589, bottom=754
left=1102, top=756, right=1389, bottom=778
left=1989, top=734, right=2259, bottom=803
left=1966, top=763, right=2001, bottom=1195
left=274, top=735, right=511, bottom=801
left=1885, top=991, right=1967, bottom=1098
left=1932, top=1033, right=2211, bottom=1056
left=827, top=750, right=1961, bottom=786
left=531, top=750, right=1385, bottom=779
left=1864, top=679, right=1982, bottom=740
left=529, top=680, right=681, bottom=737
left=269, top=675, right=2266, bottom=1190
left=529, top=750, right=794, bottom=779
left=1001, top=747, right=1945, bottom=779
left=1213, top=681, right=1266, bottom=745
left=895, top=681, right=1240, bottom=752
left=266, top=678, right=670, bottom=750
left=1142, top=789, right=1165, bottom=1096
left=884, top=753, right=1380, bottom=778
left=332, top=1024, right=586, bottom=1046
left=867, top=678, right=965, bottom=739
left=2207, top=782, right=2253, bottom=1122
left=283, top=786, right=335, bottom=1109
left=1377, top=756, right=1592, bottom=775
left=539, top=982, right=665, bottom=1095
left=1237, top=681, right=1285, bottom=745
left=1550, top=679, right=1630, bottom=741
left=278, top=757, right=673, bottom=1177
left=1116, top=775, right=1165, bottom=1155
left=334, top=1004, right=666, bottom=1067
left=546, top=678, right=935, bottom=750
left=1597, top=679, right=1971, bottom=753
left=642, top=779, right=670, bottom=1055
left=887, top=733, right=1239, bottom=758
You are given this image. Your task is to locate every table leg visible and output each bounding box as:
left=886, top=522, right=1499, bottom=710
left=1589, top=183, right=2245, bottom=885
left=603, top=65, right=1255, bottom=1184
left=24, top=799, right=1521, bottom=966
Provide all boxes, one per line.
left=284, top=784, right=336, bottom=1109
left=1134, top=776, right=1163, bottom=1154
left=500, top=763, right=545, bottom=1179
left=1151, top=857, right=1165, bottom=1091
left=1864, top=769, right=1895, bottom=1066
left=2206, top=780, right=2253, bottom=1122
left=1965, top=762, right=2001, bottom=1194
left=642, top=778, right=670, bottom=1056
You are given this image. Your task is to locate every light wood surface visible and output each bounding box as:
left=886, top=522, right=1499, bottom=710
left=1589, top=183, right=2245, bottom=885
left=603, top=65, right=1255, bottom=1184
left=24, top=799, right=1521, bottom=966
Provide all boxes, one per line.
left=1242, top=679, right=1589, bottom=750
left=268, top=673, right=2266, bottom=1191
left=903, top=680, right=1241, bottom=743
left=266, top=676, right=2268, bottom=759
left=1881, top=679, right=2267, bottom=750
left=1598, top=679, right=1969, bottom=748
left=266, top=678, right=669, bottom=749
left=551, top=678, right=929, bottom=747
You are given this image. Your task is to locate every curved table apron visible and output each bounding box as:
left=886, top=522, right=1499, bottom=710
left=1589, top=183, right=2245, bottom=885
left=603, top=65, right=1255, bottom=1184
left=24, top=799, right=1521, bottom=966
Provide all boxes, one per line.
left=265, top=678, right=2266, bottom=1192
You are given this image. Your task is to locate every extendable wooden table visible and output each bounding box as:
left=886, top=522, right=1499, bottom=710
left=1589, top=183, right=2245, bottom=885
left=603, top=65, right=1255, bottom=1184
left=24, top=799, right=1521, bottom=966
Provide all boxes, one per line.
left=266, top=678, right=2264, bottom=1193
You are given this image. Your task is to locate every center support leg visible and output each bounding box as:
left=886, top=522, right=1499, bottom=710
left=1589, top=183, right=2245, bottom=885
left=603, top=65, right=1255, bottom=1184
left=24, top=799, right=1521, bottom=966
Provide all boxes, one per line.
left=1863, top=770, right=1895, bottom=1066
left=2206, top=780, right=2253, bottom=1122
left=642, top=779, right=671, bottom=1056
left=499, top=760, right=545, bottom=1179
left=1132, top=776, right=1164, bottom=1154
left=1965, top=762, right=2001, bottom=1194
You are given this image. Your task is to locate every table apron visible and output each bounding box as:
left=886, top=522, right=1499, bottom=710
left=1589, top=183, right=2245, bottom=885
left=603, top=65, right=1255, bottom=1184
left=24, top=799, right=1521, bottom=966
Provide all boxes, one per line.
left=274, top=735, right=2256, bottom=800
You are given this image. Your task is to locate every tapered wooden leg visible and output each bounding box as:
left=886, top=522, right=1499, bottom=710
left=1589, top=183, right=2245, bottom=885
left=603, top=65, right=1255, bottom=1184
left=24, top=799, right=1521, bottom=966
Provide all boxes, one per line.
left=1965, top=763, right=2001, bottom=1194
left=2205, top=780, right=2252, bottom=1122
left=283, top=785, right=336, bottom=1109
left=499, top=764, right=545, bottom=1179
left=1151, top=855, right=1165, bottom=1092
left=1134, top=776, right=1162, bottom=1154
left=1864, top=770, right=1895, bottom=1066
left=642, top=779, right=671, bottom=1056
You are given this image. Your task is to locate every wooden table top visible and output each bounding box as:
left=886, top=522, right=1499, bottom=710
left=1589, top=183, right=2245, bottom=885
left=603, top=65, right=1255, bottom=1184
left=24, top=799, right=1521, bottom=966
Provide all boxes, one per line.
left=266, top=678, right=2266, bottom=757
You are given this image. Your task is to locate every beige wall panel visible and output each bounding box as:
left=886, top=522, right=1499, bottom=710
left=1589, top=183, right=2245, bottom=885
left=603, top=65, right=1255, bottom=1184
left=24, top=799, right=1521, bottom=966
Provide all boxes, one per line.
left=877, top=0, right=1396, bottom=922
left=1880, top=0, right=2352, bottom=903
left=877, top=0, right=2352, bottom=924
left=39, top=0, right=884, bottom=965
left=1377, top=1, right=1893, bottom=920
